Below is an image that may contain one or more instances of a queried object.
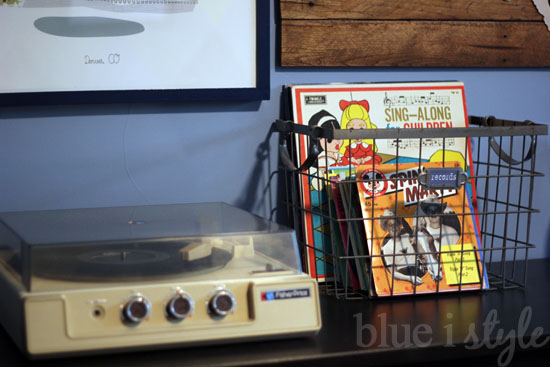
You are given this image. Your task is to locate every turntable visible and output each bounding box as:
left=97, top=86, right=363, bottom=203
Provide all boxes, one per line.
left=0, top=203, right=321, bottom=357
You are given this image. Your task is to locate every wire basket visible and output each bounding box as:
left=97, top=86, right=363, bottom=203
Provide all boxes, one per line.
left=275, top=116, right=547, bottom=299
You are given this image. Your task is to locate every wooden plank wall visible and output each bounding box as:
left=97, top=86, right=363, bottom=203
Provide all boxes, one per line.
left=280, top=0, right=550, bottom=67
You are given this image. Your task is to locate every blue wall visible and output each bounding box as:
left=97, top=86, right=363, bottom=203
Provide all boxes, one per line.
left=1, top=2, right=549, bottom=258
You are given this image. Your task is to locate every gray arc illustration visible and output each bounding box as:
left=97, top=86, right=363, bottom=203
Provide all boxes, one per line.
left=34, top=16, right=145, bottom=37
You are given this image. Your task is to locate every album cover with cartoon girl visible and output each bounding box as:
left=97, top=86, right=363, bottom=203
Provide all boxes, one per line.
left=356, top=161, right=488, bottom=296
left=287, top=81, right=475, bottom=280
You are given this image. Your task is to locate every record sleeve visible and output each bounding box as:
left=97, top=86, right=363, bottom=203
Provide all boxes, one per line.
left=356, top=161, right=488, bottom=296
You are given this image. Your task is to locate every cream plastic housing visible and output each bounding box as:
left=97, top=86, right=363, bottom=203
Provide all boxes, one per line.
left=0, top=203, right=321, bottom=357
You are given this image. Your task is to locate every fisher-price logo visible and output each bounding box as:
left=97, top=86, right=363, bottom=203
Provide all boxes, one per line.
left=261, top=288, right=310, bottom=301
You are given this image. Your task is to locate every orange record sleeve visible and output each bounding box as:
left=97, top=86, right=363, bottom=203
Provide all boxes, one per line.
left=356, top=161, right=488, bottom=296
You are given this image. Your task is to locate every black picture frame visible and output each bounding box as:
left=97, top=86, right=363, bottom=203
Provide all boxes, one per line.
left=0, top=0, right=270, bottom=106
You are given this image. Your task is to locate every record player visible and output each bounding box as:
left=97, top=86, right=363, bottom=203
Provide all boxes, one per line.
left=0, top=203, right=321, bottom=357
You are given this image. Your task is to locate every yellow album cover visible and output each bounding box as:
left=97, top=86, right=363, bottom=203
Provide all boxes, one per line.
left=357, top=161, right=488, bottom=297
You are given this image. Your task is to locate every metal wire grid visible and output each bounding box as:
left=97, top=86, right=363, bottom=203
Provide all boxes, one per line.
left=276, top=117, right=547, bottom=299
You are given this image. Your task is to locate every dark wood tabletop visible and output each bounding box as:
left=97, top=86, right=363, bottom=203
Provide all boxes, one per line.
left=1, top=259, right=549, bottom=367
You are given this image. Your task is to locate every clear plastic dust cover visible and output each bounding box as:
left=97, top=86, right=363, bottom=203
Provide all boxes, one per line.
left=0, top=203, right=302, bottom=292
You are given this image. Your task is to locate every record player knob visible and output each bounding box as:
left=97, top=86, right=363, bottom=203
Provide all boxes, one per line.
left=166, top=292, right=194, bottom=321
left=208, top=289, right=236, bottom=318
left=122, top=295, right=151, bottom=325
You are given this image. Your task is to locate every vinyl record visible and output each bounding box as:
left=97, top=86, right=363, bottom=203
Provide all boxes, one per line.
left=31, top=242, right=233, bottom=282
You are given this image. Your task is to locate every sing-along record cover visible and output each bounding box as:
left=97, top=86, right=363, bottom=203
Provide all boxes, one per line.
left=356, top=161, right=489, bottom=297
left=288, top=81, right=475, bottom=280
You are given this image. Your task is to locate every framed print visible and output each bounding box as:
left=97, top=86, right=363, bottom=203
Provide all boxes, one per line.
left=0, top=0, right=269, bottom=105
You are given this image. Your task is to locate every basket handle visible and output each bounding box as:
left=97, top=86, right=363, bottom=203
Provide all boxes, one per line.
left=470, top=115, right=537, bottom=165
left=279, top=116, right=537, bottom=170
left=279, top=140, right=321, bottom=172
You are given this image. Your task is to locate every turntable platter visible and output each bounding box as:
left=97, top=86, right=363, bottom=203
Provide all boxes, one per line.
left=31, top=242, right=233, bottom=282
